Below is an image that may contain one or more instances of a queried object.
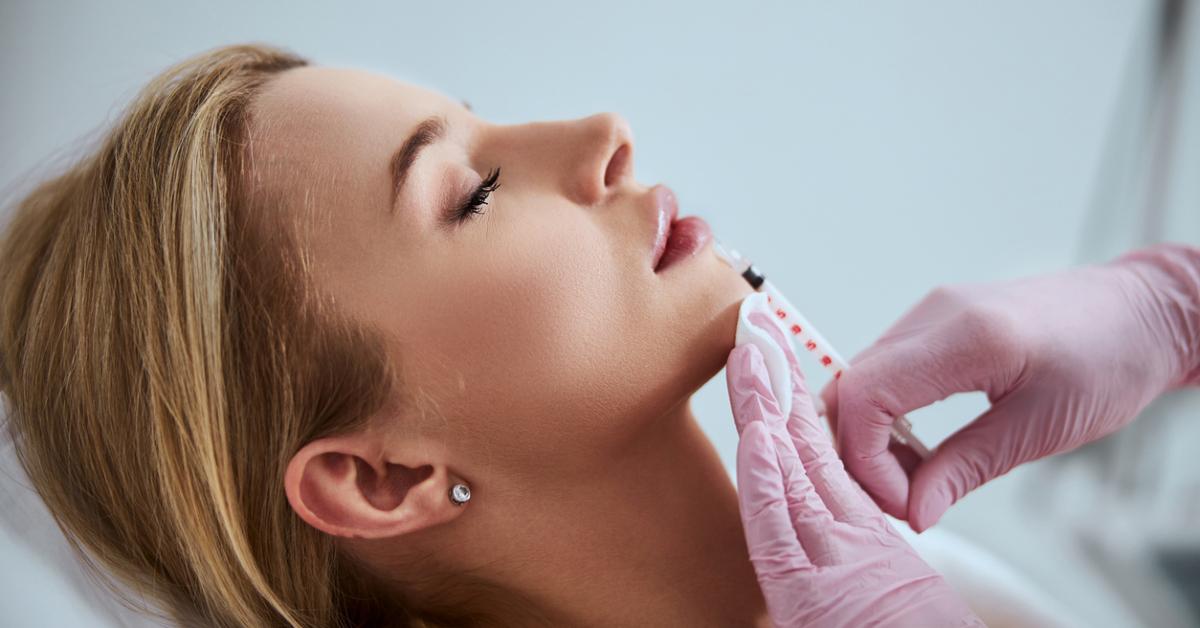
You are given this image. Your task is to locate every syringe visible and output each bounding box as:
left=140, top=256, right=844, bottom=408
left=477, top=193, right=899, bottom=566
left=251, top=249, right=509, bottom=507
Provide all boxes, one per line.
left=715, top=239, right=932, bottom=460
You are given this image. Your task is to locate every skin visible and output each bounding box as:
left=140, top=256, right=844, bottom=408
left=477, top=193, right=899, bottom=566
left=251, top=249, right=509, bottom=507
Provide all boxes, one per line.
left=252, top=65, right=766, bottom=626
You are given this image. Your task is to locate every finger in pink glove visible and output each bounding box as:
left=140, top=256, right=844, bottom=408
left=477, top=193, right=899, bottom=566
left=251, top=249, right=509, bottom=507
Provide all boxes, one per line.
left=819, top=243, right=1200, bottom=532
left=728, top=297, right=984, bottom=628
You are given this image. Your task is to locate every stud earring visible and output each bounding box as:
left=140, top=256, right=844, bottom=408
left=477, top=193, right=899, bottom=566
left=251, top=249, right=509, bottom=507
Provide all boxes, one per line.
left=449, top=483, right=471, bottom=506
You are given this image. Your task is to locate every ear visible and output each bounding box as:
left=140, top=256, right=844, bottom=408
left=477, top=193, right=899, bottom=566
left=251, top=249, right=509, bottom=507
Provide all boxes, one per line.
left=284, top=432, right=468, bottom=539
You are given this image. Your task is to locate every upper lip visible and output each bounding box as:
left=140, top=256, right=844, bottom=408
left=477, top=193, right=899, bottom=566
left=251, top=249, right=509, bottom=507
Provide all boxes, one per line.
left=650, top=184, right=679, bottom=271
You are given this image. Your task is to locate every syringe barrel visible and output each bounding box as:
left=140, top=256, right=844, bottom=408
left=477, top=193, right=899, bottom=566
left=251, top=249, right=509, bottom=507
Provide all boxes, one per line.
left=758, top=280, right=931, bottom=458
left=713, top=240, right=934, bottom=460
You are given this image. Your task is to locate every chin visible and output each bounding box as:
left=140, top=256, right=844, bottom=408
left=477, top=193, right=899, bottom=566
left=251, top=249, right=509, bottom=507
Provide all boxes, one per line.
left=676, top=273, right=754, bottom=398
left=624, top=255, right=754, bottom=434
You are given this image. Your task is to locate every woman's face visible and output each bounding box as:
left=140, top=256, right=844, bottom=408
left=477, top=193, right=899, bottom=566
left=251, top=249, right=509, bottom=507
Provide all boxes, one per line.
left=249, top=66, right=752, bottom=476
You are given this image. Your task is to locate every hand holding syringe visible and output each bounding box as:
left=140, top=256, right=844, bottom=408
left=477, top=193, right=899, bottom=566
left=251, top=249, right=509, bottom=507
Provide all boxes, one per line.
left=714, top=239, right=932, bottom=460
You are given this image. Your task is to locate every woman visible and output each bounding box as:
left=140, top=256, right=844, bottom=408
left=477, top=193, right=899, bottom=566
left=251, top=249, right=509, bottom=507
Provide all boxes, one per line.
left=0, top=42, right=1063, bottom=628
left=0, top=42, right=773, bottom=627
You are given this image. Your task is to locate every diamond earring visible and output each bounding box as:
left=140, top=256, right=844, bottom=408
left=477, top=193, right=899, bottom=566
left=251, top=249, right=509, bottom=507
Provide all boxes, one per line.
left=449, top=483, right=471, bottom=506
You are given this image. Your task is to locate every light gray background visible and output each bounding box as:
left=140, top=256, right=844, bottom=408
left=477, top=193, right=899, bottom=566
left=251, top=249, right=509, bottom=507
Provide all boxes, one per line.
left=3, top=2, right=1197, bottom=627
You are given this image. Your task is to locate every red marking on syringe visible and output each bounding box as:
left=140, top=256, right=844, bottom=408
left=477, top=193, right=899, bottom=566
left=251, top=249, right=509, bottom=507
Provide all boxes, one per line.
left=711, top=238, right=934, bottom=460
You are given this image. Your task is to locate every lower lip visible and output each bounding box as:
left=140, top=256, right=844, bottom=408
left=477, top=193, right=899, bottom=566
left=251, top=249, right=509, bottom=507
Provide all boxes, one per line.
left=654, top=216, right=713, bottom=273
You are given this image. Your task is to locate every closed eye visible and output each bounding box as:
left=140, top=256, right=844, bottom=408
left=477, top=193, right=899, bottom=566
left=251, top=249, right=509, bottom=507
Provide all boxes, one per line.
left=445, top=166, right=501, bottom=226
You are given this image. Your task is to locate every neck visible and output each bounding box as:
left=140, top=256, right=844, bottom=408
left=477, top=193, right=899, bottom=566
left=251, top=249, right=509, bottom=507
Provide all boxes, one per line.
left=478, top=400, right=771, bottom=627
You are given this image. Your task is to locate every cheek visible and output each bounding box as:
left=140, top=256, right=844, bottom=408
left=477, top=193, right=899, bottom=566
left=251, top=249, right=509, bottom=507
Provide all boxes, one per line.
left=404, top=219, right=632, bottom=439
left=396, top=208, right=744, bottom=469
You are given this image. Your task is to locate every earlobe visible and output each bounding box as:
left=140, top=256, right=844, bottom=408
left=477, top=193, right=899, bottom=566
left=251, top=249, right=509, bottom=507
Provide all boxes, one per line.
left=284, top=434, right=468, bottom=539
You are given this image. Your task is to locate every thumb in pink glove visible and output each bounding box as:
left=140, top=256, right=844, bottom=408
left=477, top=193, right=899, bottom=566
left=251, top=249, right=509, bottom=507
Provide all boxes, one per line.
left=820, top=243, right=1200, bottom=532
left=727, top=298, right=984, bottom=628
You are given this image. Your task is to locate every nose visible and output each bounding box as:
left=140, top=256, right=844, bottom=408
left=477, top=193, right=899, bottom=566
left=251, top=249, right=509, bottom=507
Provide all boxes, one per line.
left=568, top=112, right=635, bottom=207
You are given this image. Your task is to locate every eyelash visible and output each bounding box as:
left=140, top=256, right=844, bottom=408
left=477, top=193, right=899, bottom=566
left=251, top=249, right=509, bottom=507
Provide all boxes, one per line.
left=452, top=166, right=502, bottom=223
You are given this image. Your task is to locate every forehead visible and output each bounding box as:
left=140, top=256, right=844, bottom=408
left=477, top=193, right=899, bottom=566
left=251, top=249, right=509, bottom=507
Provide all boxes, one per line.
left=241, top=66, right=450, bottom=223
left=245, top=65, right=450, bottom=178
left=238, top=68, right=453, bottom=274
left=252, top=65, right=446, bottom=122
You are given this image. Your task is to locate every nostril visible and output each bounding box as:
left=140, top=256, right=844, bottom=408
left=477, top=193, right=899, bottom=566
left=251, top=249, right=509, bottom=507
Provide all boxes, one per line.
left=604, top=143, right=632, bottom=188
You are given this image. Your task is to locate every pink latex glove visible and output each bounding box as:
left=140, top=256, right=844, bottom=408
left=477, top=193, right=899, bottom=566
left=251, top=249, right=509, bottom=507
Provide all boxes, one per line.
left=727, top=302, right=984, bottom=628
left=820, top=243, right=1200, bottom=532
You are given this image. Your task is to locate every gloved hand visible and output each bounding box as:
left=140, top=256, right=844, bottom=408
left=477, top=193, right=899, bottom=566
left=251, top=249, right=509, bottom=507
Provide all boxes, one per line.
left=820, top=243, right=1200, bottom=531
left=727, top=301, right=984, bottom=628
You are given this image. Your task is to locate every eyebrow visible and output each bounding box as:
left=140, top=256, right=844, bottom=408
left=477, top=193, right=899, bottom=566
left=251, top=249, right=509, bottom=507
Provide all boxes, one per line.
left=388, top=99, right=473, bottom=214
left=389, top=115, right=446, bottom=213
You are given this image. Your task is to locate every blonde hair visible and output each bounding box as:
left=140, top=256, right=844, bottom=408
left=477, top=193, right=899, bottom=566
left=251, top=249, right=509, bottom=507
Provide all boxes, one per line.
left=0, top=43, right=525, bottom=627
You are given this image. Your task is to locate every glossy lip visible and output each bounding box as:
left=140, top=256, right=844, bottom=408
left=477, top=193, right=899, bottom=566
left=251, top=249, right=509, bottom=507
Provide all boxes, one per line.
left=656, top=216, right=713, bottom=272
left=650, top=184, right=679, bottom=272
